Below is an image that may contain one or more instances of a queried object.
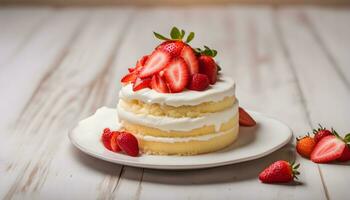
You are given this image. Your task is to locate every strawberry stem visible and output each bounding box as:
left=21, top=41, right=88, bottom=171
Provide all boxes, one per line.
left=153, top=26, right=195, bottom=43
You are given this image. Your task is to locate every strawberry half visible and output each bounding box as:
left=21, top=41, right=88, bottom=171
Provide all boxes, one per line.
left=180, top=45, right=199, bottom=75
left=157, top=41, right=185, bottom=57
left=110, top=131, right=121, bottom=152
left=101, top=128, right=113, bottom=151
left=138, top=50, right=171, bottom=78
left=151, top=74, right=169, bottom=93
left=164, top=58, right=189, bottom=93
left=121, top=72, right=137, bottom=84
left=259, top=160, right=300, bottom=183
left=117, top=132, right=139, bottom=157
left=310, top=135, right=345, bottom=163
left=198, top=55, right=217, bottom=84
left=338, top=145, right=350, bottom=162
left=239, top=107, right=256, bottom=127
left=133, top=77, right=152, bottom=91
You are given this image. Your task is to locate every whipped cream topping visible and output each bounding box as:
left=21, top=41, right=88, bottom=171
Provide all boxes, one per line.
left=117, top=100, right=238, bottom=132
left=136, top=126, right=238, bottom=143
left=119, top=76, right=235, bottom=107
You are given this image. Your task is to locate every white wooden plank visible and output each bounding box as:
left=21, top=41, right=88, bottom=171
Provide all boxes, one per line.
left=277, top=7, right=350, bottom=200
left=0, top=7, right=52, bottom=66
left=305, top=7, right=350, bottom=86
left=115, top=6, right=327, bottom=200
left=0, top=8, right=134, bottom=200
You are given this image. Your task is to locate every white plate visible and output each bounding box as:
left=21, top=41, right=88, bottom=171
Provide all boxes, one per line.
left=69, top=107, right=292, bottom=170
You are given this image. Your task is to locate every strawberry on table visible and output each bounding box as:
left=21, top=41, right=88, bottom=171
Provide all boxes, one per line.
left=310, top=135, right=345, bottom=163
left=259, top=160, right=300, bottom=183
left=296, top=135, right=316, bottom=158
left=188, top=73, right=209, bottom=91
left=164, top=58, right=189, bottom=93
left=338, top=145, right=350, bottom=162
left=117, top=132, right=139, bottom=157
left=238, top=107, right=256, bottom=127
left=313, top=124, right=332, bottom=143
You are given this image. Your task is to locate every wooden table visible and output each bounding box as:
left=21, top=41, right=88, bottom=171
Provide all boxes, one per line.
left=0, top=5, right=349, bottom=200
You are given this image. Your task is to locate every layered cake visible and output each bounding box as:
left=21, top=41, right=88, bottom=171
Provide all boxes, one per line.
left=115, top=27, right=241, bottom=155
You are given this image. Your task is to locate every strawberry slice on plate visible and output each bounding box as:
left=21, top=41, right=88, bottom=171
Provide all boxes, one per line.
left=117, top=132, right=139, bottom=157
left=164, top=58, right=189, bottom=93
left=151, top=74, right=169, bottom=93
left=139, top=50, right=171, bottom=78
left=133, top=77, right=152, bottom=91
left=110, top=131, right=121, bottom=152
left=239, top=107, right=256, bottom=127
left=310, top=135, right=345, bottom=163
left=181, top=45, right=199, bottom=75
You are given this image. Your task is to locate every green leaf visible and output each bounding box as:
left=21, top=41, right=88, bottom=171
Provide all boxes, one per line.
left=344, top=133, right=350, bottom=143
left=186, top=32, right=195, bottom=43
left=212, top=50, right=217, bottom=57
left=153, top=32, right=170, bottom=40
left=180, top=29, right=185, bottom=39
left=170, top=27, right=181, bottom=39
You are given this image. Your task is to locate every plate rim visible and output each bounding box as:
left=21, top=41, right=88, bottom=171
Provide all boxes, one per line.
left=68, top=110, right=293, bottom=170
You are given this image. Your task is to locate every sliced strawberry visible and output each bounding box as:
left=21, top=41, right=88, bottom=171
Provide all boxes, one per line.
left=137, top=55, right=149, bottom=67
left=151, top=74, right=169, bottom=93
left=181, top=45, right=199, bottom=75
left=157, top=41, right=185, bottom=57
left=121, top=72, right=137, bottom=84
left=164, top=58, right=189, bottom=93
left=138, top=50, right=171, bottom=78
left=311, top=135, right=345, bottom=163
left=337, top=145, right=350, bottom=162
left=110, top=131, right=121, bottom=152
left=188, top=73, right=209, bottom=91
left=239, top=107, right=256, bottom=127
left=101, top=128, right=113, bottom=151
left=117, top=132, right=139, bottom=157
left=133, top=77, right=152, bottom=91
left=198, top=55, right=217, bottom=84
left=128, top=67, right=135, bottom=73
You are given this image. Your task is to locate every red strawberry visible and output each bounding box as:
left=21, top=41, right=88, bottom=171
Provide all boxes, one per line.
left=157, top=41, right=185, bottom=57
left=311, top=135, right=345, bottom=163
left=138, top=50, right=171, bottom=78
left=133, top=77, right=152, bottom=91
left=121, top=72, right=137, bottom=84
left=238, top=107, right=256, bottom=127
left=188, top=73, right=209, bottom=91
left=151, top=74, right=169, bottom=93
left=180, top=45, right=199, bottom=75
left=296, top=135, right=316, bottom=158
left=164, top=58, right=189, bottom=93
left=110, top=131, right=121, bottom=152
left=313, top=125, right=333, bottom=143
left=198, top=55, right=217, bottom=84
left=338, top=145, right=350, bottom=162
left=259, top=160, right=300, bottom=183
left=129, top=55, right=149, bottom=73
left=101, top=128, right=113, bottom=151
left=117, top=132, right=139, bottom=157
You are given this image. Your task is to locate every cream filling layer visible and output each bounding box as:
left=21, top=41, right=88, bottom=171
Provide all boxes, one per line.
left=136, top=126, right=238, bottom=143
left=117, top=100, right=239, bottom=132
left=119, top=76, right=235, bottom=107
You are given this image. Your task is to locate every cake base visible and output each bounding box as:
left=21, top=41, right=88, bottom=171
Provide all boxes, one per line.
left=135, top=126, right=239, bottom=155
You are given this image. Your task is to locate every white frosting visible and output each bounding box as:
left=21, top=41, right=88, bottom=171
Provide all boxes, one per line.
left=119, top=76, right=235, bottom=107
left=117, top=101, right=238, bottom=132
left=136, top=127, right=237, bottom=143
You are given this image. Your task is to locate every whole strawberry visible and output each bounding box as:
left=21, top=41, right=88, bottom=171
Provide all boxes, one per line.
left=188, top=73, right=209, bottom=91
left=259, top=160, right=300, bottom=183
left=296, top=135, right=315, bottom=158
left=313, top=124, right=332, bottom=143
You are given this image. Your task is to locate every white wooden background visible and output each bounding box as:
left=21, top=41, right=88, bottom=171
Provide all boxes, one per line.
left=0, top=5, right=349, bottom=200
